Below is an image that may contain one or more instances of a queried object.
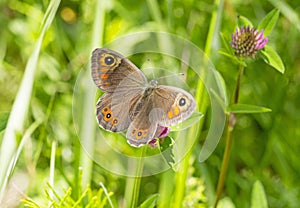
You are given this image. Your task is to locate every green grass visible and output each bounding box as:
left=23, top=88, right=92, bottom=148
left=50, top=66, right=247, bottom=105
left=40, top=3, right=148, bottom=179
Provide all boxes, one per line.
left=1, top=0, right=300, bottom=207
left=0, top=0, right=60, bottom=202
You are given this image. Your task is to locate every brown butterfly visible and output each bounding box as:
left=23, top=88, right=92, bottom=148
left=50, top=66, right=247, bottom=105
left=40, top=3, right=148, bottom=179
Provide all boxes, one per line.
left=91, top=48, right=196, bottom=147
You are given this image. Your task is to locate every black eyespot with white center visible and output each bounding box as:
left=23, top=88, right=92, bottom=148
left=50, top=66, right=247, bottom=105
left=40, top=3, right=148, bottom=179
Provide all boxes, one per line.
left=179, top=97, right=186, bottom=106
left=137, top=131, right=142, bottom=137
left=113, top=119, right=118, bottom=124
left=106, top=113, right=111, bottom=118
left=104, top=55, right=115, bottom=65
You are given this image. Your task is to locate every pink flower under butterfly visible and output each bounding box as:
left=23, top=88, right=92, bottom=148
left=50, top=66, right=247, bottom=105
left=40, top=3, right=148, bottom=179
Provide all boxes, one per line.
left=148, top=126, right=171, bottom=148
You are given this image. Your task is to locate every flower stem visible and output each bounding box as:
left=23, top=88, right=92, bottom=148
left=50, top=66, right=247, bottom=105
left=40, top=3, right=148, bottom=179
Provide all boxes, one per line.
left=213, top=64, right=244, bottom=208
left=234, top=64, right=244, bottom=104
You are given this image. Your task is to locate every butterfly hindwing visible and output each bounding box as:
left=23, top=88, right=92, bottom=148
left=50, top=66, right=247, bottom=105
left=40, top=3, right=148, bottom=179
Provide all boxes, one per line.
left=96, top=93, right=132, bottom=132
left=126, top=95, right=159, bottom=147
left=152, top=85, right=196, bottom=127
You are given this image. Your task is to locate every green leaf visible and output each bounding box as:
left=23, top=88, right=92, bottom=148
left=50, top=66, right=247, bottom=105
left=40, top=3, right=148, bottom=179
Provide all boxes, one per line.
left=159, top=136, right=178, bottom=171
left=218, top=49, right=236, bottom=59
left=170, top=112, right=203, bottom=131
left=0, top=112, right=9, bottom=132
left=139, top=194, right=159, bottom=208
left=251, top=180, right=269, bottom=208
left=260, top=45, right=285, bottom=73
left=220, top=32, right=232, bottom=54
left=215, top=71, right=228, bottom=106
left=210, top=89, right=226, bottom=111
left=218, top=49, right=235, bottom=59
left=227, top=104, right=272, bottom=114
left=237, top=15, right=253, bottom=27
left=268, top=0, right=300, bottom=32
left=218, top=49, right=247, bottom=67
left=258, top=9, right=280, bottom=36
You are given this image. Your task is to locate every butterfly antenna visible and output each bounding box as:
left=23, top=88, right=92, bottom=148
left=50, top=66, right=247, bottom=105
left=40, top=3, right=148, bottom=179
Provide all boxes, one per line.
left=152, top=68, right=156, bottom=80
left=156, top=72, right=185, bottom=81
left=146, top=58, right=156, bottom=80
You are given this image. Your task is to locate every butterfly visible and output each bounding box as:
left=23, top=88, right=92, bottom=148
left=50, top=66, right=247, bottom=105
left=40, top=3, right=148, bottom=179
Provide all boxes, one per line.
left=91, top=48, right=196, bottom=147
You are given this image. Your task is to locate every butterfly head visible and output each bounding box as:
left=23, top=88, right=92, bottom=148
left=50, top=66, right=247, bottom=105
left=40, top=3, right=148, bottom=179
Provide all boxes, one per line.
left=149, top=78, right=158, bottom=86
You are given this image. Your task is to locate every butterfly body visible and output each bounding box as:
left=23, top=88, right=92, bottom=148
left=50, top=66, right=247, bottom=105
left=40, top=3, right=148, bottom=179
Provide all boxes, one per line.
left=91, top=48, right=196, bottom=147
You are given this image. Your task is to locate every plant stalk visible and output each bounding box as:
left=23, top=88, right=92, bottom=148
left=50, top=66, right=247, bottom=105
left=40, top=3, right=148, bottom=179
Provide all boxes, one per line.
left=125, top=147, right=146, bottom=208
left=214, top=64, right=244, bottom=208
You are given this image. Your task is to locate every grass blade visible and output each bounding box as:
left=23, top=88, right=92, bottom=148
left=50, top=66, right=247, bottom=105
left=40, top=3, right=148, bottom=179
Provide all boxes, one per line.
left=0, top=0, right=60, bottom=202
left=79, top=0, right=108, bottom=188
left=0, top=119, right=43, bottom=206
left=48, top=140, right=57, bottom=207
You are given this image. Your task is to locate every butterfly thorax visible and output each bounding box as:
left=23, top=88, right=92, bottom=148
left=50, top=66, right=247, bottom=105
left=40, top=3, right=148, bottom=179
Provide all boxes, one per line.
left=144, top=79, right=158, bottom=97
left=128, top=79, right=157, bottom=120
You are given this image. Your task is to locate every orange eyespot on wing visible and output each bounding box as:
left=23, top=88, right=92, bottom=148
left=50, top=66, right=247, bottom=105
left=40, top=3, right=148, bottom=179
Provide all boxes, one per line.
left=97, top=105, right=123, bottom=131
left=96, top=93, right=132, bottom=132
left=102, top=106, right=113, bottom=122
left=130, top=128, right=149, bottom=140
left=92, top=48, right=147, bottom=93
left=111, top=118, right=119, bottom=126
left=178, top=97, right=187, bottom=107
left=163, top=94, right=194, bottom=125
left=100, top=54, right=117, bottom=67
left=102, top=107, right=109, bottom=113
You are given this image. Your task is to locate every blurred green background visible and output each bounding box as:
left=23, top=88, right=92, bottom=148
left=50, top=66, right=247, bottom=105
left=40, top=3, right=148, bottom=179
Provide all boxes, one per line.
left=0, top=0, right=300, bottom=207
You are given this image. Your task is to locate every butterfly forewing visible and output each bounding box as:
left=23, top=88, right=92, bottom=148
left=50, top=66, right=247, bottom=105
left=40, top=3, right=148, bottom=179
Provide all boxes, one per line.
left=91, top=48, right=147, bottom=93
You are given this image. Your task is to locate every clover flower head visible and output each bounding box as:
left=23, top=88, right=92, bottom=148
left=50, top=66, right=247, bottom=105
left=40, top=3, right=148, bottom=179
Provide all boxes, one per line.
left=230, top=26, right=268, bottom=58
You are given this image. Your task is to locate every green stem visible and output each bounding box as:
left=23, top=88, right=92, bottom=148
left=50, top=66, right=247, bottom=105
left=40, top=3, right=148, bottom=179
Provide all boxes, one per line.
left=234, top=64, right=245, bottom=104
left=131, top=158, right=143, bottom=207
left=79, top=0, right=106, bottom=189
left=213, top=114, right=234, bottom=208
left=125, top=147, right=146, bottom=208
left=214, top=64, right=244, bottom=208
